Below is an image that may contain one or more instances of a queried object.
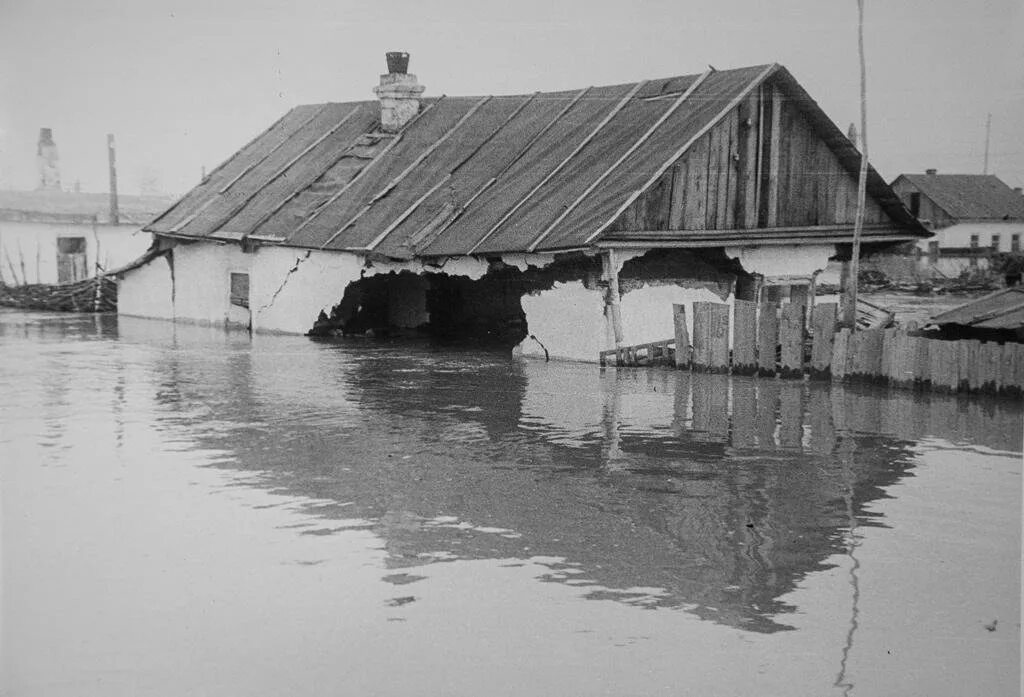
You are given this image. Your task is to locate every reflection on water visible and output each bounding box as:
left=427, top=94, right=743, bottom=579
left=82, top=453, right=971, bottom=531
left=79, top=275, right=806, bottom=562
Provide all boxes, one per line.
left=1, top=310, right=1020, bottom=696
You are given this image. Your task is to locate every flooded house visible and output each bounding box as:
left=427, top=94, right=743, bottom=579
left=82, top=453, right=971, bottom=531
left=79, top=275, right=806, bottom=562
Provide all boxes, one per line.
left=891, top=171, right=1024, bottom=276
left=119, top=55, right=928, bottom=361
left=0, top=129, right=172, bottom=287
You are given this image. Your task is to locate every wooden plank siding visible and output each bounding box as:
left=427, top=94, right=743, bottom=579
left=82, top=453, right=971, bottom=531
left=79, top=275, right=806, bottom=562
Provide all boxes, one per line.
left=609, top=78, right=889, bottom=235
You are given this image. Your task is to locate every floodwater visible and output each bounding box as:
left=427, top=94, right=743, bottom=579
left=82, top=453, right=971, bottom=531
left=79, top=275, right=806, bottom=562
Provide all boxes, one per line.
left=1, top=310, right=1020, bottom=697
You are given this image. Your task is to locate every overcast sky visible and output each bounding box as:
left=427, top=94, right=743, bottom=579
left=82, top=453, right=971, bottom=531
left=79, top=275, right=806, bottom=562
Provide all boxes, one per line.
left=1, top=0, right=1021, bottom=196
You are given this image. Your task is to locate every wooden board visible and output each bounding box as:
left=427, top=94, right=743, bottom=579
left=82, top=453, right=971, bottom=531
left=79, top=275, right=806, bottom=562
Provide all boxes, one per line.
left=757, top=301, right=779, bottom=376
left=692, top=301, right=730, bottom=372
left=682, top=135, right=710, bottom=229
left=732, top=299, right=758, bottom=374
left=779, top=302, right=806, bottom=377
left=810, top=303, right=837, bottom=377
left=673, top=303, right=690, bottom=368
left=831, top=328, right=850, bottom=381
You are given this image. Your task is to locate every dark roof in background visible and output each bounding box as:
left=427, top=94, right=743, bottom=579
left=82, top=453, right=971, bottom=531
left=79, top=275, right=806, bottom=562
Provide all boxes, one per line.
left=895, top=173, right=1024, bottom=221
left=0, top=189, right=174, bottom=225
left=147, top=64, right=924, bottom=258
left=929, top=286, right=1024, bottom=330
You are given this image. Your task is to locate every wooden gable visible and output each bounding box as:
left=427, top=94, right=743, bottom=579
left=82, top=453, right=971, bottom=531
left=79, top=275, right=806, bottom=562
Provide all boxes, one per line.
left=607, top=79, right=889, bottom=236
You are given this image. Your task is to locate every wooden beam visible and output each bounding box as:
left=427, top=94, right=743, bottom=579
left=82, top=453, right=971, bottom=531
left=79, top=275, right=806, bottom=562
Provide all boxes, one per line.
left=602, top=249, right=624, bottom=347
left=175, top=105, right=362, bottom=236
left=584, top=64, right=780, bottom=246
left=526, top=70, right=712, bottom=252
left=469, top=81, right=648, bottom=255
left=284, top=102, right=437, bottom=243
left=363, top=93, right=538, bottom=252
left=318, top=97, right=489, bottom=250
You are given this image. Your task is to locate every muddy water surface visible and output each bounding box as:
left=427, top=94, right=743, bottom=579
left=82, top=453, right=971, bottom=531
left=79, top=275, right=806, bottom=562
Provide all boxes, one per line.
left=1, top=310, right=1020, bottom=696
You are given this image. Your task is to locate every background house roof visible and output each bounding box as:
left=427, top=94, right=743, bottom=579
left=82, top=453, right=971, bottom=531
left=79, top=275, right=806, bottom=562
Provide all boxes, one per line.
left=0, top=189, right=174, bottom=225
left=929, top=286, right=1024, bottom=330
left=895, top=173, right=1024, bottom=221
left=146, top=64, right=923, bottom=257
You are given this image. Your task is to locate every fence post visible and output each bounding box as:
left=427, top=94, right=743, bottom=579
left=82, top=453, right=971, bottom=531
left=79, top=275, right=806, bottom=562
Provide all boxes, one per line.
left=831, top=328, right=850, bottom=381
left=860, top=329, right=884, bottom=381
left=810, top=303, right=837, bottom=379
left=733, top=299, right=758, bottom=375
left=779, top=303, right=806, bottom=378
left=673, top=303, right=690, bottom=369
left=693, top=302, right=730, bottom=373
left=757, top=301, right=779, bottom=377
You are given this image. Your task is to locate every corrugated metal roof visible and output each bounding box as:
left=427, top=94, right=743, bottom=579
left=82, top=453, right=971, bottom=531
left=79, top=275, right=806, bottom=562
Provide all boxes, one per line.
left=146, top=64, right=926, bottom=257
left=896, top=173, right=1024, bottom=221
left=929, top=287, right=1024, bottom=330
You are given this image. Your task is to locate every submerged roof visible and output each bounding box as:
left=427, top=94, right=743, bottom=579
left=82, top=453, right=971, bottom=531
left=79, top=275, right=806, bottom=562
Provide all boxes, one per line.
left=0, top=189, right=174, bottom=225
left=930, top=287, right=1024, bottom=330
left=895, top=173, right=1024, bottom=221
left=147, top=64, right=921, bottom=257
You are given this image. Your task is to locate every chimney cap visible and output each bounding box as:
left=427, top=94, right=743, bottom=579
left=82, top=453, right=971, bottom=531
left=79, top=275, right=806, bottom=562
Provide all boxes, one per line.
left=925, top=168, right=937, bottom=176
left=386, top=51, right=410, bottom=74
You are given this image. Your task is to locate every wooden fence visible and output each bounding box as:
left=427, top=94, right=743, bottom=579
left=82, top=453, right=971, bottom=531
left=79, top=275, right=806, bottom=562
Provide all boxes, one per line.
left=598, top=300, right=1024, bottom=397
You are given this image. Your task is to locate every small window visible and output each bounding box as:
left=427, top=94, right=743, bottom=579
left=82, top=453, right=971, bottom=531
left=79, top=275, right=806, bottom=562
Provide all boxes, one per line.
left=909, top=192, right=921, bottom=217
left=229, top=272, right=250, bottom=309
left=1012, top=234, right=1021, bottom=252
left=991, top=234, right=1001, bottom=250
left=57, top=236, right=86, bottom=254
left=969, top=235, right=979, bottom=248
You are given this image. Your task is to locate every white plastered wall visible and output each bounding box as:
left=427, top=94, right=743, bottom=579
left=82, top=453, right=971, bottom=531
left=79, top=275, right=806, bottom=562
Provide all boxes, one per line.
left=0, top=220, right=150, bottom=285
left=120, top=242, right=495, bottom=334
left=517, top=245, right=834, bottom=363
left=250, top=246, right=364, bottom=334
left=916, top=222, right=1024, bottom=254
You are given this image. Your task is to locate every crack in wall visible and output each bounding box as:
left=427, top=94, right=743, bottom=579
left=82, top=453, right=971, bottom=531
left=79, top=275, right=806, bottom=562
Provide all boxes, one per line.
left=255, top=250, right=311, bottom=317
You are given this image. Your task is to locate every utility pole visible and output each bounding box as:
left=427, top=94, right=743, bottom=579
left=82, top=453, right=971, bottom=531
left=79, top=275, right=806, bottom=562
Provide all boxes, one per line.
left=983, top=113, right=991, bottom=174
left=843, top=0, right=870, bottom=329
left=107, top=134, right=119, bottom=225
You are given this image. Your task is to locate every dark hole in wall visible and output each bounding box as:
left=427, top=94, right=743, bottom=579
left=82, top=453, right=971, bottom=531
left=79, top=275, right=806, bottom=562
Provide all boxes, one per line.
left=617, top=248, right=749, bottom=299
left=308, top=254, right=602, bottom=348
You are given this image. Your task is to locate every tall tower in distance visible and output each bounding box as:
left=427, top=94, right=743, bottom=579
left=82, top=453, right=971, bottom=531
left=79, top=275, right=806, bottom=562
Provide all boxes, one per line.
left=37, top=127, right=61, bottom=191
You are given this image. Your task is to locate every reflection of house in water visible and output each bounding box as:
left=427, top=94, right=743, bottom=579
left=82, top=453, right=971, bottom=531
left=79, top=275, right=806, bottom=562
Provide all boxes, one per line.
left=115, top=322, right=1022, bottom=633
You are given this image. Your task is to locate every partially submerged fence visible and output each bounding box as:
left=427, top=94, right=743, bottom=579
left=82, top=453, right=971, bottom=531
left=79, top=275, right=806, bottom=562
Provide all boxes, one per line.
left=598, top=300, right=1024, bottom=397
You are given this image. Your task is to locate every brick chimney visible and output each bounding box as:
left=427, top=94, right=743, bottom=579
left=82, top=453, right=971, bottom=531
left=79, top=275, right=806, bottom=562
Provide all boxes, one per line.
left=373, top=52, right=425, bottom=133
left=1013, top=187, right=1022, bottom=196
left=36, top=127, right=61, bottom=191
left=925, top=168, right=937, bottom=176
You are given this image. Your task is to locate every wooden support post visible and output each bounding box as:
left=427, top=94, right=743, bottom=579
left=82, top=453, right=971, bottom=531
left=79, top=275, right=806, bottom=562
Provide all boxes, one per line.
left=602, top=250, right=624, bottom=348
left=839, top=259, right=856, bottom=328
left=779, top=303, right=806, bottom=378
left=672, top=303, right=690, bottom=369
left=757, top=301, right=779, bottom=376
left=732, top=299, right=758, bottom=374
left=810, top=303, right=837, bottom=378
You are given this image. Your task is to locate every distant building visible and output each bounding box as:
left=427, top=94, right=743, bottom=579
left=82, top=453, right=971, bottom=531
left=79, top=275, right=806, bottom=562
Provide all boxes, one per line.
left=36, top=127, right=61, bottom=192
left=0, top=189, right=172, bottom=285
left=120, top=56, right=927, bottom=360
left=890, top=171, right=1024, bottom=275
